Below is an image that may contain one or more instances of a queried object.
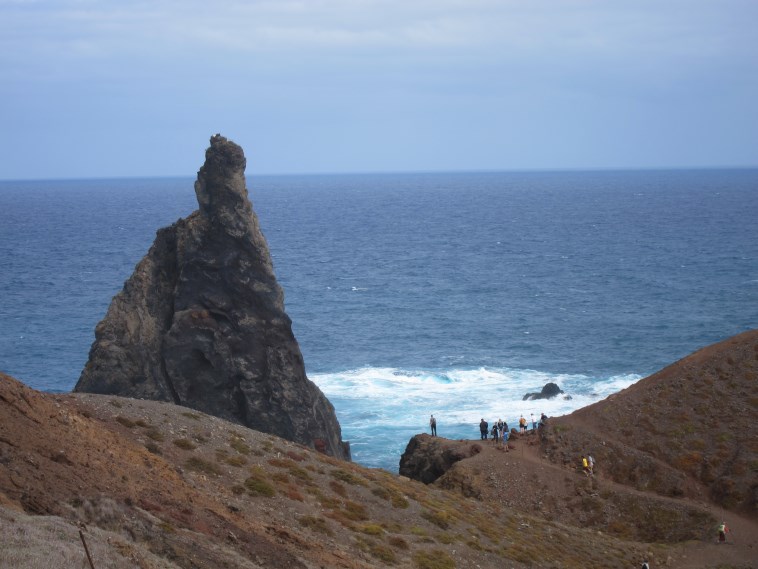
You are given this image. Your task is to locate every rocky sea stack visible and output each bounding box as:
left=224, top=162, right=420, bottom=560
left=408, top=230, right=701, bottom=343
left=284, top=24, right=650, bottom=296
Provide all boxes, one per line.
left=75, top=135, right=349, bottom=460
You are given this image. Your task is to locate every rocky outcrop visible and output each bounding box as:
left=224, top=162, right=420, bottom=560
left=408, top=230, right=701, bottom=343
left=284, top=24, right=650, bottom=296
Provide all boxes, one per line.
left=75, top=135, right=349, bottom=460
left=522, top=381, right=564, bottom=400
left=399, top=434, right=481, bottom=484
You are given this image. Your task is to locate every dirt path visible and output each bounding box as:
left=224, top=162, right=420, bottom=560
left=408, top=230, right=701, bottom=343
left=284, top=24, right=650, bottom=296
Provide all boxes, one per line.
left=508, top=432, right=758, bottom=568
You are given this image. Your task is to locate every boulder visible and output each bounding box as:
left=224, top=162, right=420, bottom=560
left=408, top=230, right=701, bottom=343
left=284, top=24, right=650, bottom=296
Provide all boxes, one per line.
left=399, top=434, right=481, bottom=484
left=522, top=382, right=564, bottom=401
left=75, top=135, right=349, bottom=460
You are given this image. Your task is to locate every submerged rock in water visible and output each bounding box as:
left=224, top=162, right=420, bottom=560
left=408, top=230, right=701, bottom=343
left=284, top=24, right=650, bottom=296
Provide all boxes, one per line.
left=522, top=382, right=564, bottom=401
left=75, top=134, right=350, bottom=460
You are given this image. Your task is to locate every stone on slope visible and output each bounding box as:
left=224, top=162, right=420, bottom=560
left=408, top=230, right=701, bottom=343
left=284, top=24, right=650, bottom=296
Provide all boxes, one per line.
left=75, top=134, right=349, bottom=460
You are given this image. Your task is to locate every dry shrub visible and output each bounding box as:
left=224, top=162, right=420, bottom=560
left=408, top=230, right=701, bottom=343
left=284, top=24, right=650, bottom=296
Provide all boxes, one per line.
left=344, top=501, right=369, bottom=521
left=388, top=535, right=409, bottom=550
left=674, top=451, right=703, bottom=474
left=286, top=450, right=307, bottom=462
left=313, top=490, right=341, bottom=509
left=284, top=485, right=305, bottom=502
left=422, top=509, right=455, bottom=530
left=173, top=438, right=196, bottom=450
left=330, top=480, right=348, bottom=497
left=115, top=416, right=136, bottom=428
left=229, top=437, right=251, bottom=455
left=272, top=471, right=289, bottom=483
left=331, top=468, right=368, bottom=486
left=370, top=543, right=397, bottom=564
left=244, top=476, right=276, bottom=497
left=372, top=486, right=390, bottom=500
left=225, top=455, right=247, bottom=467
left=287, top=465, right=312, bottom=482
left=144, top=428, right=165, bottom=442
left=268, top=457, right=297, bottom=469
left=185, top=457, right=222, bottom=476
left=412, top=549, right=455, bottom=569
left=299, top=515, right=333, bottom=535
left=360, top=524, right=384, bottom=536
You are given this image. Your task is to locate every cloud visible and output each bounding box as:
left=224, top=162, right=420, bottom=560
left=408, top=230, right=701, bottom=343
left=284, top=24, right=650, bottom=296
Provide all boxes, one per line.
left=1, top=0, right=757, bottom=177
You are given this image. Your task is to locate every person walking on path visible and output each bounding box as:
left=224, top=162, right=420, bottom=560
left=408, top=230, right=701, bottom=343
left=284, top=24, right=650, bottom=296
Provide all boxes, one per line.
left=588, top=454, right=595, bottom=475
left=479, top=418, right=488, bottom=440
left=717, top=521, right=729, bottom=543
left=581, top=455, right=590, bottom=476
left=429, top=415, right=437, bottom=436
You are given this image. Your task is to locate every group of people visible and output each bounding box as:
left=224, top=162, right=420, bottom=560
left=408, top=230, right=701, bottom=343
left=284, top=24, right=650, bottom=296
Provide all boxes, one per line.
left=428, top=413, right=549, bottom=440
left=478, top=413, right=548, bottom=442
left=478, top=418, right=510, bottom=449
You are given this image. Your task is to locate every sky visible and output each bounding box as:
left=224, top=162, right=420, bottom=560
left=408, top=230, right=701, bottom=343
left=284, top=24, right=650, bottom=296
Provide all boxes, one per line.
left=1, top=0, right=757, bottom=179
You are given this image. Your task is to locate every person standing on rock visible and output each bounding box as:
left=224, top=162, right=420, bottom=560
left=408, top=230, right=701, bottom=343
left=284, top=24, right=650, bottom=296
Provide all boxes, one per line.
left=531, top=413, right=537, bottom=431
left=480, top=418, right=488, bottom=440
left=429, top=414, right=437, bottom=436
left=519, top=415, right=527, bottom=434
left=491, top=423, right=499, bottom=445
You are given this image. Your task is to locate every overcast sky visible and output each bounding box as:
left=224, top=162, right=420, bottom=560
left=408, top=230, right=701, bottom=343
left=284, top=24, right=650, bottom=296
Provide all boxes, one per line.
left=1, top=0, right=757, bottom=179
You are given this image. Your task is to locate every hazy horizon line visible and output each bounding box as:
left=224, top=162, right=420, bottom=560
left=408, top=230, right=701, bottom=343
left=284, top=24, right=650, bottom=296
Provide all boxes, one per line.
left=2, top=164, right=758, bottom=185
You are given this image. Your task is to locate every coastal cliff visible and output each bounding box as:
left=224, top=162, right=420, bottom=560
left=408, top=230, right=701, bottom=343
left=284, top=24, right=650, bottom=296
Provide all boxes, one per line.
left=74, top=135, right=349, bottom=460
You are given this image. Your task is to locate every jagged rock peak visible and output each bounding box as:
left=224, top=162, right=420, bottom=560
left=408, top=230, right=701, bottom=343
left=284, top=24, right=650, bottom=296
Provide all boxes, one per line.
left=75, top=135, right=350, bottom=460
left=195, top=135, right=246, bottom=216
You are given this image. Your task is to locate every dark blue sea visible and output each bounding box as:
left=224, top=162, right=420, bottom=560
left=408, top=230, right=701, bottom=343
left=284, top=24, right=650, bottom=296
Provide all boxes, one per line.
left=1, top=170, right=756, bottom=471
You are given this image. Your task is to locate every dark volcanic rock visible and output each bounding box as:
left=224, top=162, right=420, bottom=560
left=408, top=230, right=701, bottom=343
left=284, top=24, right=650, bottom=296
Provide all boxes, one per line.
left=522, top=381, right=564, bottom=401
left=75, top=135, right=349, bottom=460
left=399, top=434, right=481, bottom=484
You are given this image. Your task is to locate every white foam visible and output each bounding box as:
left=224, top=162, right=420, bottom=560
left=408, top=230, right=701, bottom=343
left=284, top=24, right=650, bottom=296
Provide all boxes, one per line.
left=311, top=366, right=642, bottom=431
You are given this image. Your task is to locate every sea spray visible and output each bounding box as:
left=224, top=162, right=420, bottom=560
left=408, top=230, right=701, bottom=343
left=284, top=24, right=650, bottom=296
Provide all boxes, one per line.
left=311, top=366, right=641, bottom=471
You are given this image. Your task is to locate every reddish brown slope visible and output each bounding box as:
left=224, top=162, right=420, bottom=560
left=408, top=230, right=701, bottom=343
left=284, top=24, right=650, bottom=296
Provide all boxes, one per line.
left=548, top=330, right=758, bottom=515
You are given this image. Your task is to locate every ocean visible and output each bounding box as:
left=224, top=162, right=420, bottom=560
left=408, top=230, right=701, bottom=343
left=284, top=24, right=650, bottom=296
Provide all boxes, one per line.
left=1, top=169, right=756, bottom=471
